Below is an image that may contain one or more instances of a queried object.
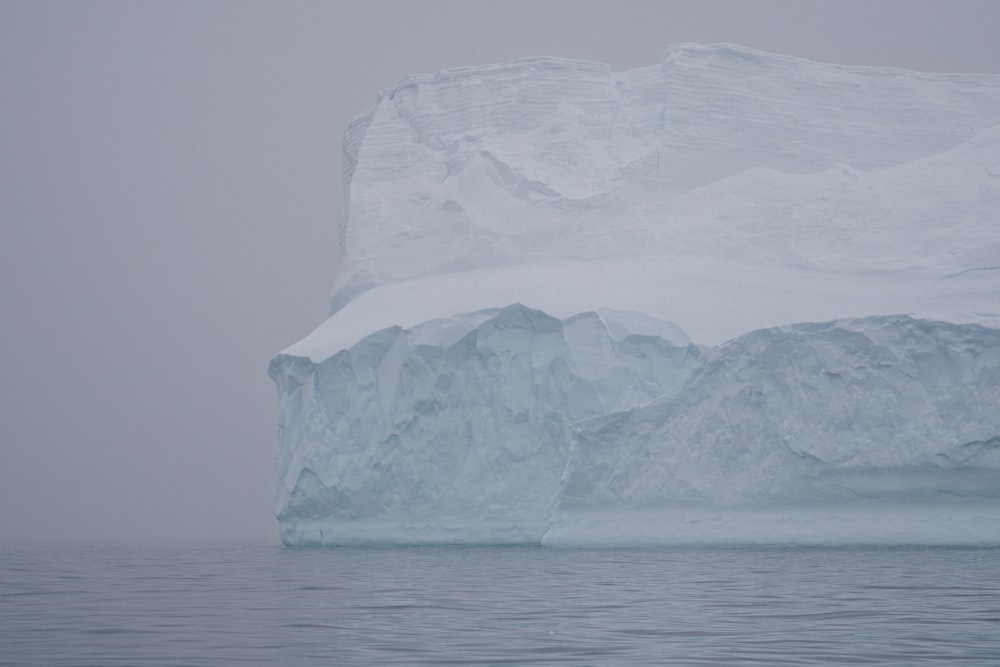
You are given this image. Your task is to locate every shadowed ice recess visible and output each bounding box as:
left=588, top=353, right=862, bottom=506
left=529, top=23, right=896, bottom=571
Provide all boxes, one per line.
left=271, top=43, right=1000, bottom=546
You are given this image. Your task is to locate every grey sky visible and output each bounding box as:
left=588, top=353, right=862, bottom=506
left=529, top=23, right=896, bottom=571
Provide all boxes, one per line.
left=1, top=0, right=998, bottom=545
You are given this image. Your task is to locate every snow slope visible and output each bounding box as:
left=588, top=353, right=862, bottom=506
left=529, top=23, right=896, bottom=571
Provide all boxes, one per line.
left=272, top=44, right=1000, bottom=545
left=330, top=43, right=1000, bottom=326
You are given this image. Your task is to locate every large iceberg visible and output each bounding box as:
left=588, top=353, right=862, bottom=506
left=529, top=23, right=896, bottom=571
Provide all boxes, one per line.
left=271, top=44, right=1000, bottom=545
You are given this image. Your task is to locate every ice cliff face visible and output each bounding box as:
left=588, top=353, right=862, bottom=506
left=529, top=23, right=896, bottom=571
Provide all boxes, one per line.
left=564, top=316, right=1000, bottom=508
left=549, top=315, right=1000, bottom=545
left=273, top=44, right=1000, bottom=545
left=270, top=305, right=700, bottom=545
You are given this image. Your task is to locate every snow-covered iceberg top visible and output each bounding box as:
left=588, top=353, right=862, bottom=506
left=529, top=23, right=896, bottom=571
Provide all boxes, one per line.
left=333, top=42, right=1000, bottom=319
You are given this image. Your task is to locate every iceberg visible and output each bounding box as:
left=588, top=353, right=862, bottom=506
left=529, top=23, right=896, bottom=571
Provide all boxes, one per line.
left=271, top=44, right=1000, bottom=545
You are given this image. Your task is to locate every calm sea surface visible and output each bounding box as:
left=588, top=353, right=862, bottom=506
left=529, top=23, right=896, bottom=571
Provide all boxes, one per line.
left=1, top=543, right=999, bottom=665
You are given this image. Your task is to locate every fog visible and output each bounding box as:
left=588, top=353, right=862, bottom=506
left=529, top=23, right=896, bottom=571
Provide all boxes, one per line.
left=1, top=0, right=998, bottom=545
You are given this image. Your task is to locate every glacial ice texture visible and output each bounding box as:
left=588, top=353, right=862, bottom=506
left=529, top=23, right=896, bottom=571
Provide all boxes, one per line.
left=330, top=42, right=1000, bottom=335
left=273, top=44, right=1000, bottom=545
left=271, top=305, right=700, bottom=545
left=550, top=316, right=1000, bottom=545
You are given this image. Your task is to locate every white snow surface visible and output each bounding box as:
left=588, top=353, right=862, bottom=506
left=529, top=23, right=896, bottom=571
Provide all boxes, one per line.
left=273, top=44, right=1000, bottom=545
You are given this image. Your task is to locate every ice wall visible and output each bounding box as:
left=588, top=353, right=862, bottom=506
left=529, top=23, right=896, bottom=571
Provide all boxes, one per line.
left=550, top=316, right=1000, bottom=545
left=564, top=316, right=1000, bottom=503
left=270, top=305, right=700, bottom=545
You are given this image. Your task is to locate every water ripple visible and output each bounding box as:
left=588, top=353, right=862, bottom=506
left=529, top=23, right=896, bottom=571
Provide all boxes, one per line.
left=2, top=544, right=1000, bottom=665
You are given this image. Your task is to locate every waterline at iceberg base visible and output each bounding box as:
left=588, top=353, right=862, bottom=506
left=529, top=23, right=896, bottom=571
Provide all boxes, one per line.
left=271, top=44, right=1000, bottom=546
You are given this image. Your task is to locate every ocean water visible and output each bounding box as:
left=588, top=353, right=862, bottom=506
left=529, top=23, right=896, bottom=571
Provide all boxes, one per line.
left=2, top=543, right=999, bottom=665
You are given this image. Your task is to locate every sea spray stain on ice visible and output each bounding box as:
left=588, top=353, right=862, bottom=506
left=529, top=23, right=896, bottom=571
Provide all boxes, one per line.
left=271, top=44, right=1000, bottom=545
